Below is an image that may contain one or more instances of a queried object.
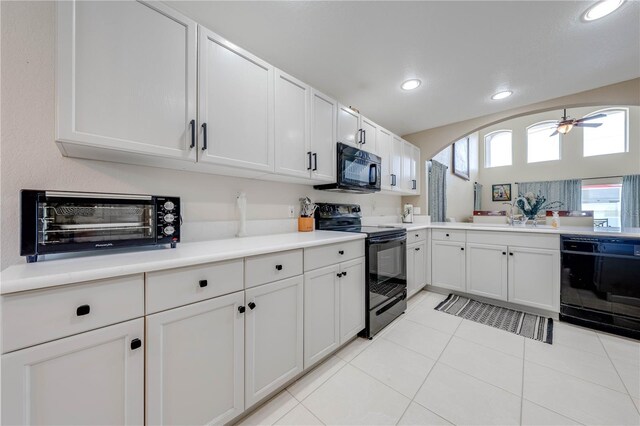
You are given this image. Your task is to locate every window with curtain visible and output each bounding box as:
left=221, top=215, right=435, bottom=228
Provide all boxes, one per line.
left=527, top=121, right=560, bottom=163
left=583, top=108, right=628, bottom=157
left=484, top=130, right=512, bottom=168
left=517, top=179, right=582, bottom=211
left=428, top=160, right=447, bottom=222
left=621, top=175, right=640, bottom=228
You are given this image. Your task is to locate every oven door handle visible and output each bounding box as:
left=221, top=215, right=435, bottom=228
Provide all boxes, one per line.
left=368, top=234, right=407, bottom=244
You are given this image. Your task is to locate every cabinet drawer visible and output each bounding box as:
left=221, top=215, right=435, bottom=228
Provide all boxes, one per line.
left=146, top=260, right=243, bottom=314
left=245, top=249, right=303, bottom=289
left=407, top=229, right=427, bottom=244
left=304, top=240, right=365, bottom=272
left=2, top=274, right=144, bottom=354
left=432, top=229, right=466, bottom=242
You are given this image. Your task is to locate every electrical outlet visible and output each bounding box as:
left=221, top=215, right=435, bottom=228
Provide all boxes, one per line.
left=288, top=205, right=295, bottom=218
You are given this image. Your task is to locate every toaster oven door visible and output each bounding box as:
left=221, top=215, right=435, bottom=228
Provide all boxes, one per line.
left=34, top=191, right=157, bottom=254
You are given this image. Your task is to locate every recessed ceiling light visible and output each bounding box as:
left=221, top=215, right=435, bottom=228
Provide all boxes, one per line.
left=401, top=79, right=421, bottom=91
left=583, top=0, right=624, bottom=21
left=491, top=90, right=513, bottom=100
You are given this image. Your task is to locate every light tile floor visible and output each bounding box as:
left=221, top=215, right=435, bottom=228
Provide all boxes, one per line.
left=236, top=290, right=640, bottom=426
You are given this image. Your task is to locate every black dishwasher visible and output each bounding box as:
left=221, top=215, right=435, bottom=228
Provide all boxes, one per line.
left=560, top=235, right=640, bottom=339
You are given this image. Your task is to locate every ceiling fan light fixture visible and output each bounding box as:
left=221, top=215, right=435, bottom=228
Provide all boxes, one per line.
left=583, top=0, right=624, bottom=21
left=401, top=79, right=421, bottom=91
left=491, top=90, right=513, bottom=100
left=557, top=123, right=574, bottom=134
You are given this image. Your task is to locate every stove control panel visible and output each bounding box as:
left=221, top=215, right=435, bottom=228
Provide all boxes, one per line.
left=155, top=196, right=180, bottom=247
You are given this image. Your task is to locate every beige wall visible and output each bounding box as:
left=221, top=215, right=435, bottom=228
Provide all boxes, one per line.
left=403, top=78, right=640, bottom=212
left=0, top=2, right=401, bottom=269
left=478, top=106, right=640, bottom=211
left=430, top=132, right=479, bottom=222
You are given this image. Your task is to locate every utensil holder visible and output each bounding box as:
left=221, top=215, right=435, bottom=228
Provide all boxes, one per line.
left=298, top=217, right=314, bottom=232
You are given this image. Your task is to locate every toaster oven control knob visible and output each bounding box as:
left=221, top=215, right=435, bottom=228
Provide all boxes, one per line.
left=163, top=201, right=175, bottom=211
left=163, top=213, right=175, bottom=223
left=163, top=225, right=175, bottom=236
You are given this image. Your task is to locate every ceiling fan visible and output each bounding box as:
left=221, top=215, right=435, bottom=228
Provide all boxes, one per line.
left=549, top=109, right=605, bottom=137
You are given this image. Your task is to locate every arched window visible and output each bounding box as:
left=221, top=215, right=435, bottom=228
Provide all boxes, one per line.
left=583, top=108, right=628, bottom=157
left=484, top=130, right=512, bottom=168
left=527, top=121, right=560, bottom=163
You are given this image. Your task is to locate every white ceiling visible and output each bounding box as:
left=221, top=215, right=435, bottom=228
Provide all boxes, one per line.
left=167, top=1, right=640, bottom=136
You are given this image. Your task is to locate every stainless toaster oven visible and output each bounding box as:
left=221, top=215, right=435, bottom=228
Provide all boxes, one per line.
left=21, top=190, right=180, bottom=262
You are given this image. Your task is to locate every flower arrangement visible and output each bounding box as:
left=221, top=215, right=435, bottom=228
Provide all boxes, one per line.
left=512, top=191, right=563, bottom=220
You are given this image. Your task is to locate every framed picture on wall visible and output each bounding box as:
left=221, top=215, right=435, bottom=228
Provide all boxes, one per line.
left=492, top=183, right=512, bottom=201
left=452, top=137, right=470, bottom=180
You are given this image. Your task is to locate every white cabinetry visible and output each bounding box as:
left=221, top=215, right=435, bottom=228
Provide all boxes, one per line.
left=310, top=90, right=338, bottom=182
left=431, top=240, right=466, bottom=291
left=2, top=319, right=144, bottom=425
left=378, top=127, right=393, bottom=190
left=407, top=241, right=427, bottom=298
left=508, top=247, right=560, bottom=312
left=56, top=1, right=197, bottom=163
left=304, top=264, right=340, bottom=367
left=409, top=143, right=421, bottom=194
left=466, top=243, right=508, bottom=301
left=360, top=115, right=379, bottom=154
left=390, top=135, right=403, bottom=191
left=337, top=104, right=361, bottom=148
left=339, top=257, right=366, bottom=344
left=198, top=26, right=274, bottom=175
left=146, top=292, right=245, bottom=425
left=245, top=276, right=304, bottom=407
left=274, top=69, right=311, bottom=179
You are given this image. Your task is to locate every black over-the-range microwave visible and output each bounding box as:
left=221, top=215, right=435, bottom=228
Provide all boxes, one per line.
left=20, top=190, right=180, bottom=262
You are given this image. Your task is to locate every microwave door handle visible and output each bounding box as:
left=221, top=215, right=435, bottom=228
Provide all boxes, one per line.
left=369, top=164, right=377, bottom=185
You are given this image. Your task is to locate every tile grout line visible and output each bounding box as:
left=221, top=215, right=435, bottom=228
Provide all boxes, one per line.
left=521, top=399, right=587, bottom=426
left=293, top=356, right=349, bottom=403
left=519, top=337, right=525, bottom=425
left=595, top=332, right=640, bottom=415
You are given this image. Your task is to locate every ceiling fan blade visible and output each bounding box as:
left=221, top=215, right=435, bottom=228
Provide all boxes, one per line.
left=575, top=122, right=602, bottom=128
left=549, top=130, right=559, bottom=137
left=578, top=113, right=606, bottom=122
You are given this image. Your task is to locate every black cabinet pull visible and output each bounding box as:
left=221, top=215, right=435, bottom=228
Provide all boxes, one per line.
left=238, top=306, right=246, bottom=313
left=199, top=279, right=208, bottom=288
left=415, top=247, right=420, bottom=251
left=201, top=123, right=208, bottom=151
left=342, top=271, right=348, bottom=277
left=460, top=247, right=465, bottom=251
left=130, top=338, right=142, bottom=350
left=337, top=273, right=342, bottom=277
left=312, top=153, right=318, bottom=171
left=307, top=151, right=312, bottom=170
left=357, top=129, right=363, bottom=144
left=248, top=302, right=256, bottom=310
left=275, top=264, right=283, bottom=271
left=509, top=252, right=514, bottom=256
left=189, top=119, right=195, bottom=148
left=415, top=234, right=419, bottom=237
left=446, top=233, right=450, bottom=237
left=412, top=180, right=417, bottom=190
left=502, top=252, right=507, bottom=255
left=362, top=129, right=366, bottom=145
left=391, top=174, right=397, bottom=186
left=76, top=304, right=90, bottom=316
left=338, top=250, right=344, bottom=255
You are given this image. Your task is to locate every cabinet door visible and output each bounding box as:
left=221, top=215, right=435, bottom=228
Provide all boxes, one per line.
left=2, top=319, right=144, bottom=425
left=410, top=144, right=421, bottom=195
left=337, top=104, right=361, bottom=148
left=304, top=265, right=340, bottom=368
left=310, top=90, right=337, bottom=183
left=378, top=128, right=393, bottom=190
left=274, top=69, right=311, bottom=179
left=360, top=116, right=378, bottom=154
left=56, top=1, right=197, bottom=161
left=508, top=247, right=561, bottom=312
left=466, top=243, right=509, bottom=301
left=390, top=135, right=403, bottom=191
left=198, top=27, right=274, bottom=173
left=401, top=141, right=413, bottom=193
left=431, top=241, right=466, bottom=291
left=407, top=244, right=416, bottom=297
left=339, top=257, right=366, bottom=343
left=146, top=292, right=244, bottom=425
left=245, top=276, right=304, bottom=408
left=408, top=241, right=427, bottom=298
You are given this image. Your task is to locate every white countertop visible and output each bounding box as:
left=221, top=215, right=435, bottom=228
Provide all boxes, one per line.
left=0, top=231, right=365, bottom=295
left=426, top=222, right=640, bottom=237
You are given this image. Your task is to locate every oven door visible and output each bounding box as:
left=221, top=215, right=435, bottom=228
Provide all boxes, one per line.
left=337, top=144, right=381, bottom=192
left=34, top=191, right=157, bottom=254
left=367, top=234, right=407, bottom=310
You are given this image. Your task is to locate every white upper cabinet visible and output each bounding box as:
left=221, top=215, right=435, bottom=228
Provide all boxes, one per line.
left=410, top=143, right=421, bottom=195
left=378, top=128, right=393, bottom=191
left=337, top=104, right=361, bottom=148
left=56, top=1, right=197, bottom=161
left=401, top=140, right=412, bottom=193
left=390, top=135, right=404, bottom=192
left=360, top=115, right=379, bottom=155
left=198, top=26, right=274, bottom=174
left=310, top=90, right=337, bottom=183
left=274, top=69, right=311, bottom=179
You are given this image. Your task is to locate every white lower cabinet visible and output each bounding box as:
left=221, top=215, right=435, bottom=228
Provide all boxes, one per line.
left=245, top=276, right=304, bottom=408
left=508, top=247, right=561, bottom=312
left=466, top=243, right=509, bottom=301
left=431, top=240, right=466, bottom=291
left=146, top=292, right=245, bottom=426
left=1, top=318, right=144, bottom=425
left=407, top=241, right=427, bottom=298
left=304, top=256, right=365, bottom=368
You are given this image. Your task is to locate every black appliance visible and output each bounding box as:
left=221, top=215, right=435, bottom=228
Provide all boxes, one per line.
left=314, top=143, right=381, bottom=194
left=560, top=235, right=640, bottom=340
left=21, top=190, right=180, bottom=262
left=315, top=203, right=407, bottom=338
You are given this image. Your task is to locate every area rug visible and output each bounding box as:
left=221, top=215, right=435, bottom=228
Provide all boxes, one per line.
left=435, top=294, right=553, bottom=344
